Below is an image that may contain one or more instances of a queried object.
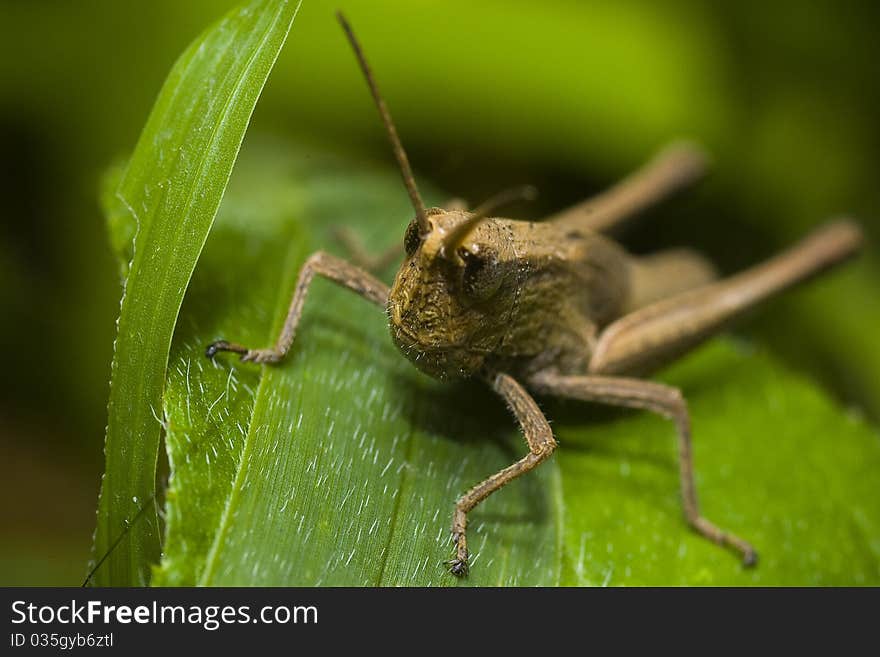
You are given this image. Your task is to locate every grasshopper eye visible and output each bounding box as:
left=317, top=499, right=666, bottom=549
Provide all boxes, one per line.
left=404, top=219, right=421, bottom=256
left=457, top=246, right=502, bottom=301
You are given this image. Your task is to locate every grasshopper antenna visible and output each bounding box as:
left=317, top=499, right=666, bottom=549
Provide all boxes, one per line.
left=337, top=11, right=430, bottom=235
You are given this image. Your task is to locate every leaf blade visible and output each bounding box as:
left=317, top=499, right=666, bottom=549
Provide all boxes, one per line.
left=92, top=0, right=301, bottom=586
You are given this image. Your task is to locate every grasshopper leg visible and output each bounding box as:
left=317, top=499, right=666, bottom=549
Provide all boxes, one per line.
left=529, top=371, right=757, bottom=566
left=331, top=227, right=405, bottom=273
left=544, top=141, right=708, bottom=233
left=206, top=250, right=388, bottom=363
left=590, top=220, right=862, bottom=376
left=448, top=371, right=557, bottom=576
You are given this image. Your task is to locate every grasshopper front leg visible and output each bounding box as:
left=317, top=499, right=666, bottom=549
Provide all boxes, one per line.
left=206, top=251, right=388, bottom=363
left=448, top=371, right=557, bottom=576
left=528, top=372, right=757, bottom=565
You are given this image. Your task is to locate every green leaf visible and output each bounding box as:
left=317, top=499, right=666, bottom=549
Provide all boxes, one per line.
left=149, top=138, right=880, bottom=586
left=92, top=0, right=301, bottom=586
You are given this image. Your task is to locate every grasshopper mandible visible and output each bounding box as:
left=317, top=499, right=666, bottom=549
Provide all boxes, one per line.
left=207, top=13, right=864, bottom=576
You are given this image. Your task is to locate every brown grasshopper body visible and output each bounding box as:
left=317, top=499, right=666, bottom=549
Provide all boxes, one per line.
left=207, top=14, right=864, bottom=577
left=389, top=204, right=716, bottom=383
left=389, top=211, right=632, bottom=381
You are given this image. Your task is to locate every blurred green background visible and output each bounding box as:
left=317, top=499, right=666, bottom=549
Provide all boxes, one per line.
left=0, top=0, right=877, bottom=585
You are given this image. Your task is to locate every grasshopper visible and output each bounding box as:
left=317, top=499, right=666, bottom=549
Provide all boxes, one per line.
left=206, top=13, right=863, bottom=577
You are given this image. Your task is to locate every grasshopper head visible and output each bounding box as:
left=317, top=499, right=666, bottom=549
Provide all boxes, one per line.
left=388, top=208, right=522, bottom=380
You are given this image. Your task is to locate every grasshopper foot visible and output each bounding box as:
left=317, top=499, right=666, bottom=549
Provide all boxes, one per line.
left=206, top=341, right=283, bottom=364
left=690, top=516, right=758, bottom=568
left=446, top=557, right=469, bottom=577
left=447, top=527, right=469, bottom=577
left=205, top=340, right=248, bottom=359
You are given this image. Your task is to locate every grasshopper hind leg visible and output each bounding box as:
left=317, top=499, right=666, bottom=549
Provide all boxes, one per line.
left=543, top=141, right=708, bottom=233
left=590, top=220, right=862, bottom=376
